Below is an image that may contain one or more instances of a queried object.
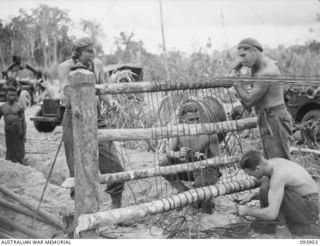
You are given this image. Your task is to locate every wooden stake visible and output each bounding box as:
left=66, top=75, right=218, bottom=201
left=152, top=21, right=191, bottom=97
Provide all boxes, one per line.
left=69, top=69, right=100, bottom=239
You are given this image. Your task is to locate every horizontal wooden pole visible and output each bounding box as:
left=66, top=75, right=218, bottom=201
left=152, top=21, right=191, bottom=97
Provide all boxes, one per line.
left=95, top=77, right=320, bottom=95
left=100, top=155, right=239, bottom=184
left=61, top=155, right=240, bottom=188
left=75, top=178, right=258, bottom=233
left=0, top=185, right=65, bottom=231
left=290, top=146, right=320, bottom=156
left=98, top=117, right=258, bottom=141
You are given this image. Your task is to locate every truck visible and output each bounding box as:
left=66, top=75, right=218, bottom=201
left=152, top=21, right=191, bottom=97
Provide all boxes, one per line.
left=1, top=56, right=41, bottom=107
left=30, top=63, right=143, bottom=132
left=285, top=86, right=320, bottom=146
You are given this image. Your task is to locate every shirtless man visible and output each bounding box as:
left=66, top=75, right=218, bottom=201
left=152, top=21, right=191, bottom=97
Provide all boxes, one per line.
left=0, top=85, right=26, bottom=164
left=237, top=150, right=320, bottom=237
left=160, top=104, right=221, bottom=214
left=58, top=37, right=123, bottom=208
left=232, top=38, right=292, bottom=159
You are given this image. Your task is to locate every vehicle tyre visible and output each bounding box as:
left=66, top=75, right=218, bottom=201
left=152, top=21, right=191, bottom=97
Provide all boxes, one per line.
left=34, top=108, right=57, bottom=133
left=300, top=109, right=320, bottom=145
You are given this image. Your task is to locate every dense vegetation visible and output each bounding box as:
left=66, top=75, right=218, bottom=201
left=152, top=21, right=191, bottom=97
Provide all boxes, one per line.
left=1, top=4, right=320, bottom=81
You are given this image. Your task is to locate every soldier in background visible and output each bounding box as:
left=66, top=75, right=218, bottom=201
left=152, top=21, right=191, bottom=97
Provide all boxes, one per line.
left=58, top=37, right=123, bottom=208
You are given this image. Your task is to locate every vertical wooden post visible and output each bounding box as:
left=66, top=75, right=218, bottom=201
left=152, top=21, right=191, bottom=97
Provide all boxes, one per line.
left=69, top=69, right=99, bottom=238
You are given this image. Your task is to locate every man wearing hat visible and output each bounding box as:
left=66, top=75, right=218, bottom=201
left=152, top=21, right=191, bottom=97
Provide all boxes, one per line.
left=58, top=37, right=124, bottom=208
left=231, top=38, right=292, bottom=160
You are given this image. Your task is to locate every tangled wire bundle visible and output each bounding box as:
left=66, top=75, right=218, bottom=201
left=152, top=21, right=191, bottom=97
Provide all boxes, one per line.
left=178, top=96, right=228, bottom=142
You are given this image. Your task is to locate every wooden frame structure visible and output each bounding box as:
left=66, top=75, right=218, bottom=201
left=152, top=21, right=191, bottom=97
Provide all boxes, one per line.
left=70, top=72, right=319, bottom=238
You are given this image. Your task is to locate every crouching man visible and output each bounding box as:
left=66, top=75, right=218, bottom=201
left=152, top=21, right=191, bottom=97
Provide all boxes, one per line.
left=159, top=105, right=221, bottom=214
left=237, top=150, right=320, bottom=237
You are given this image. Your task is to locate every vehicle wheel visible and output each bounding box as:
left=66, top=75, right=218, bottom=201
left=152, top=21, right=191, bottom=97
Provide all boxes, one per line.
left=300, top=109, right=320, bottom=145
left=33, top=108, right=57, bottom=133
left=19, top=90, right=32, bottom=109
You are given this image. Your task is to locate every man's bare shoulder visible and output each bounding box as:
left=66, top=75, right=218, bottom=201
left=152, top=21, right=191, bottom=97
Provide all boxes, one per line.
left=270, top=158, right=304, bottom=177
left=93, top=58, right=103, bottom=66
left=0, top=103, right=6, bottom=111
left=58, top=59, right=73, bottom=69
left=259, top=58, right=281, bottom=77
left=93, top=58, right=104, bottom=70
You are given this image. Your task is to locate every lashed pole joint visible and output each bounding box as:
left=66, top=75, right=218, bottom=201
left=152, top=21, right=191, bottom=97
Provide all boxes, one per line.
left=75, top=178, right=258, bottom=233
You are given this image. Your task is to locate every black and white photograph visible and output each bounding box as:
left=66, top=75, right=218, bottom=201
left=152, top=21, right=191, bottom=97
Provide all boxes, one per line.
left=0, top=0, right=319, bottom=242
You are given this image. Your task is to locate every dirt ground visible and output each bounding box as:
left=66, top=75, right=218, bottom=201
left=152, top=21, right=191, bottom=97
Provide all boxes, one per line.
left=0, top=105, right=319, bottom=239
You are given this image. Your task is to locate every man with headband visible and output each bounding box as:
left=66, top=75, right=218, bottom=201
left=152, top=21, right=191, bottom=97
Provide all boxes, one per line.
left=58, top=37, right=124, bottom=209
left=159, top=102, right=222, bottom=214
left=232, top=38, right=293, bottom=160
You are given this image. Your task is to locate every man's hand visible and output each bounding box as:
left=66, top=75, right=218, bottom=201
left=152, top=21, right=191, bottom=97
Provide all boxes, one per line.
left=238, top=193, right=255, bottom=204
left=238, top=205, right=249, bottom=217
left=109, top=99, right=120, bottom=111
left=178, top=147, right=192, bottom=160
left=194, top=151, right=206, bottom=160
left=229, top=60, right=243, bottom=76
left=230, top=69, right=241, bottom=77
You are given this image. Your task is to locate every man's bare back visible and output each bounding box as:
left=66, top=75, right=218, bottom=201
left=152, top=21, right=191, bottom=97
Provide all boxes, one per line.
left=252, top=56, right=285, bottom=111
left=270, top=158, right=318, bottom=196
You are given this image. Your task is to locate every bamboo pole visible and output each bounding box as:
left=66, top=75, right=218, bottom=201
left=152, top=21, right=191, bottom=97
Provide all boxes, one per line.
left=69, top=69, right=100, bottom=239
left=75, top=178, right=258, bottom=233
left=95, top=77, right=320, bottom=95
left=0, top=198, right=48, bottom=224
left=290, top=146, right=320, bottom=156
left=61, top=155, right=240, bottom=188
left=0, top=215, right=43, bottom=239
left=101, top=155, right=239, bottom=184
left=0, top=185, right=65, bottom=230
left=98, top=117, right=258, bottom=141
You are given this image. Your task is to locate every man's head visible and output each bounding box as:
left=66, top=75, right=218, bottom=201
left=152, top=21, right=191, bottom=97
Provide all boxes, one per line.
left=72, top=37, right=96, bottom=65
left=6, top=85, right=18, bottom=104
left=237, top=38, right=263, bottom=68
left=239, top=150, right=265, bottom=179
left=179, top=103, right=201, bottom=124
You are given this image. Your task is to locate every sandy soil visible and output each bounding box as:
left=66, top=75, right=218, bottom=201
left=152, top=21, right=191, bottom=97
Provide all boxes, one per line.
left=0, top=105, right=319, bottom=239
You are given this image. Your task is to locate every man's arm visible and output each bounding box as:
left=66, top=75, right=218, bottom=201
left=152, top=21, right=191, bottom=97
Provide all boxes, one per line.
left=57, top=62, right=72, bottom=107
left=208, top=134, right=219, bottom=157
left=0, top=105, right=3, bottom=120
left=95, top=60, right=118, bottom=107
left=165, top=137, right=181, bottom=159
left=18, top=104, right=27, bottom=142
left=239, top=175, right=284, bottom=220
left=233, top=82, right=269, bottom=108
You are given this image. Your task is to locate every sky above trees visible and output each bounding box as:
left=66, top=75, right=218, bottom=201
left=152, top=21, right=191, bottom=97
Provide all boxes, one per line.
left=0, top=0, right=319, bottom=54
